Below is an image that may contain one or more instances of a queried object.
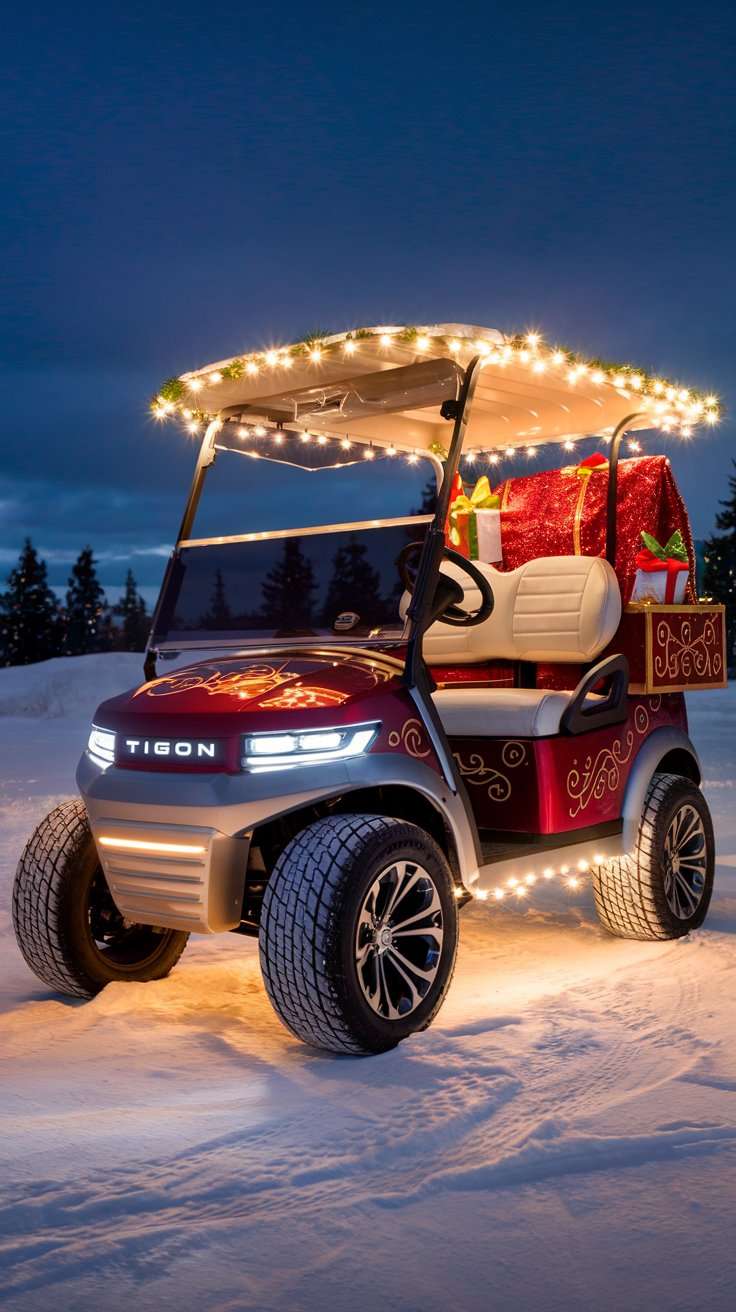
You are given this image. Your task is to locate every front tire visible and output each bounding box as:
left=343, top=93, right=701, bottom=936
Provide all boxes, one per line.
left=593, top=772, right=715, bottom=941
left=12, top=799, right=189, bottom=998
left=259, top=815, right=458, bottom=1055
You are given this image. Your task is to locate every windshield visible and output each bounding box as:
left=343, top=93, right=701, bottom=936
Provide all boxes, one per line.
left=152, top=440, right=439, bottom=649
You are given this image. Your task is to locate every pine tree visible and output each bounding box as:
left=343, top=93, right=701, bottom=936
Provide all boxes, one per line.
left=115, top=569, right=149, bottom=651
left=64, top=547, right=108, bottom=655
left=0, top=539, right=62, bottom=666
left=322, top=537, right=384, bottom=628
left=200, top=568, right=232, bottom=629
left=261, top=539, right=317, bottom=632
left=412, top=477, right=438, bottom=516
left=702, top=459, right=736, bottom=664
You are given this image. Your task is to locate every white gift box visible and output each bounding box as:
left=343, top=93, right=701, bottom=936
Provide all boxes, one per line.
left=631, top=564, right=688, bottom=605
left=474, top=508, right=502, bottom=564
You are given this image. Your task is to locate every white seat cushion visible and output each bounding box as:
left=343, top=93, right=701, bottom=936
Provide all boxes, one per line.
left=416, top=555, right=621, bottom=665
left=433, top=686, right=575, bottom=737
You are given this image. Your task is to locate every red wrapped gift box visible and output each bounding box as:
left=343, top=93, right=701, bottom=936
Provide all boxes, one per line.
left=496, top=453, right=696, bottom=604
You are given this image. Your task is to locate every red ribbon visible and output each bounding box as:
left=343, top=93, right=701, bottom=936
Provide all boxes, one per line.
left=635, top=547, right=689, bottom=603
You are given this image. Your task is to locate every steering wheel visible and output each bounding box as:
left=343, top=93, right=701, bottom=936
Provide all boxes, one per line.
left=398, top=542, right=495, bottom=628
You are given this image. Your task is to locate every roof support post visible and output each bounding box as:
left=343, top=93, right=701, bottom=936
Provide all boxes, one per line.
left=144, top=419, right=220, bottom=680
left=404, top=356, right=484, bottom=687
left=606, top=412, right=645, bottom=568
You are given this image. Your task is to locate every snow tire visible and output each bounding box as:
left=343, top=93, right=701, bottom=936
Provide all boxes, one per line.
left=12, top=799, right=189, bottom=998
left=593, top=772, right=715, bottom=941
left=259, top=814, right=458, bottom=1055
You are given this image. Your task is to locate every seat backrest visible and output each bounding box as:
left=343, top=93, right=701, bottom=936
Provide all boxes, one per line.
left=416, top=555, right=621, bottom=664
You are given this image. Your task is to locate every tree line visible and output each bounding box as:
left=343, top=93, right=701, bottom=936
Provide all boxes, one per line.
left=0, top=540, right=150, bottom=666
left=703, top=462, right=736, bottom=664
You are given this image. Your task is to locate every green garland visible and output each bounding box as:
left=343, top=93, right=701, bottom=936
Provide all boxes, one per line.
left=151, top=324, right=720, bottom=426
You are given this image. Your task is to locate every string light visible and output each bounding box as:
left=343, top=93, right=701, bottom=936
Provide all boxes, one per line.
left=159, top=327, right=720, bottom=459
left=457, top=853, right=612, bottom=909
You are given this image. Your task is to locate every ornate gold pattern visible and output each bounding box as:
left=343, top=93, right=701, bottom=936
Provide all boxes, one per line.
left=654, top=616, right=723, bottom=683
left=454, top=738, right=526, bottom=802
left=136, top=662, right=291, bottom=701
left=566, top=698, right=658, bottom=818
left=388, top=719, right=432, bottom=758
left=501, top=740, right=527, bottom=768
left=257, top=685, right=348, bottom=709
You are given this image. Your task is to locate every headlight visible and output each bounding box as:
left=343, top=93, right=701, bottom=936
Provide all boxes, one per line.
left=242, top=723, right=379, bottom=771
left=87, top=725, right=116, bottom=770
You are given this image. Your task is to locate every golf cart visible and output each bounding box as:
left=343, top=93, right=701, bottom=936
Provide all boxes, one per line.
left=13, top=324, right=726, bottom=1055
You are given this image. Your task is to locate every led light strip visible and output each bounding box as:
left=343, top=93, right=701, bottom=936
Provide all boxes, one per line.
left=98, top=836, right=207, bottom=856
left=460, top=854, right=611, bottom=904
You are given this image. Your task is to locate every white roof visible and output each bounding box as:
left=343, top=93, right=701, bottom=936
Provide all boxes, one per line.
left=155, top=323, right=718, bottom=454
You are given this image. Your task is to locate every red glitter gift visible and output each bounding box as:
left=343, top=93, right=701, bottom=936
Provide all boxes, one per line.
left=496, top=453, right=696, bottom=603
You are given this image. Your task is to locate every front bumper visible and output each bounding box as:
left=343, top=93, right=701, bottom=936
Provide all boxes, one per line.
left=77, top=747, right=478, bottom=933
left=92, top=819, right=250, bottom=934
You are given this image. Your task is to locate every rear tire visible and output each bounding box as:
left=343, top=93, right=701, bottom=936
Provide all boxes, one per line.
left=259, top=815, right=458, bottom=1055
left=593, top=772, right=714, bottom=941
left=12, top=799, right=189, bottom=998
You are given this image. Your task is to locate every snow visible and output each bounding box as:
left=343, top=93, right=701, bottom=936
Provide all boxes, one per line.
left=1, top=657, right=736, bottom=1312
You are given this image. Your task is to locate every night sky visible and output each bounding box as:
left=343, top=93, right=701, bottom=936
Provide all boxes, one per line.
left=3, top=1, right=734, bottom=607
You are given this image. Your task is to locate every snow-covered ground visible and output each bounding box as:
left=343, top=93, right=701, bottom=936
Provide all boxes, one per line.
left=1, top=655, right=735, bottom=1312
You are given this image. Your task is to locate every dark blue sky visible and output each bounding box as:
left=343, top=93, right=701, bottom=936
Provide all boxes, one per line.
left=2, top=1, right=734, bottom=604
